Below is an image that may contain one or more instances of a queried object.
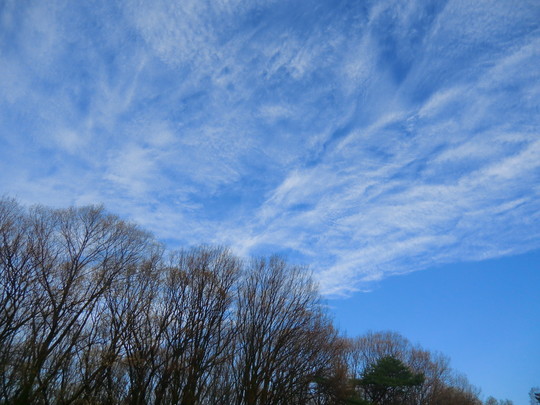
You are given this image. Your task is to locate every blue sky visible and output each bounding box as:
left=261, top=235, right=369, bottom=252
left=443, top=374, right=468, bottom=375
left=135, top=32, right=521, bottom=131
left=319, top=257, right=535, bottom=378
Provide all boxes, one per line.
left=1, top=0, right=539, bottom=402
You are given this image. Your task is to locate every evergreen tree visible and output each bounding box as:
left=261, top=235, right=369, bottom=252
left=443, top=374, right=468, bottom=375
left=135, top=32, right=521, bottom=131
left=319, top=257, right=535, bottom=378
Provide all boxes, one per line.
left=359, top=356, right=424, bottom=405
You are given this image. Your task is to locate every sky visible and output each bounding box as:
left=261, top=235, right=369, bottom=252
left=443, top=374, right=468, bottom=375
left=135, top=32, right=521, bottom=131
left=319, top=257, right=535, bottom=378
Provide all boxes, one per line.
left=0, top=0, right=539, bottom=402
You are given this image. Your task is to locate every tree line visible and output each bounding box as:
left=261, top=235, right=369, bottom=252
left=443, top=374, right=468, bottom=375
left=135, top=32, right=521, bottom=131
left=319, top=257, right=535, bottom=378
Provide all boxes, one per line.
left=0, top=198, right=514, bottom=404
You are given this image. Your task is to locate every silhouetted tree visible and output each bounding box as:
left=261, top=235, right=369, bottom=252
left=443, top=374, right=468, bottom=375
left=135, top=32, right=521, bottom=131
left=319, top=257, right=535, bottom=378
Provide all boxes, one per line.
left=232, top=256, right=337, bottom=404
left=0, top=199, right=155, bottom=404
left=485, top=396, right=514, bottom=405
left=529, top=387, right=540, bottom=404
left=358, top=356, right=424, bottom=405
left=154, top=247, right=240, bottom=405
left=0, top=198, right=497, bottom=405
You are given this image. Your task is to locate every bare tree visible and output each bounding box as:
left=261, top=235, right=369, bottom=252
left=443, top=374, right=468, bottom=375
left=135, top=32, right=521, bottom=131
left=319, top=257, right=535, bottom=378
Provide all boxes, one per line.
left=485, top=396, right=514, bottom=405
left=0, top=199, right=490, bottom=405
left=154, top=246, right=240, bottom=405
left=0, top=198, right=38, bottom=401
left=102, top=251, right=164, bottom=405
left=232, top=256, right=336, bottom=405
left=0, top=201, right=155, bottom=404
left=304, top=335, right=352, bottom=405
left=407, top=348, right=451, bottom=404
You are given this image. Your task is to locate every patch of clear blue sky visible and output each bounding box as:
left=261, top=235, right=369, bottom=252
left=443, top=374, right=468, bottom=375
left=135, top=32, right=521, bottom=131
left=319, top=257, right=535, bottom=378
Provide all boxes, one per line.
left=332, top=249, right=540, bottom=404
left=1, top=0, right=539, bottom=400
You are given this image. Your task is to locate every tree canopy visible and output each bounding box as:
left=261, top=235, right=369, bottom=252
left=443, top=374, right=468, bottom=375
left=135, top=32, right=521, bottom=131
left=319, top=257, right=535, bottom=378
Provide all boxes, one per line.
left=0, top=198, right=496, bottom=404
left=358, top=356, right=424, bottom=405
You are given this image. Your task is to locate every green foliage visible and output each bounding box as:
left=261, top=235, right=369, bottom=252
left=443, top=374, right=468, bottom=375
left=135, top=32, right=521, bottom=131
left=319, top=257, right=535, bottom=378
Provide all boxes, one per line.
left=361, top=356, right=424, bottom=387
left=359, top=356, right=424, bottom=405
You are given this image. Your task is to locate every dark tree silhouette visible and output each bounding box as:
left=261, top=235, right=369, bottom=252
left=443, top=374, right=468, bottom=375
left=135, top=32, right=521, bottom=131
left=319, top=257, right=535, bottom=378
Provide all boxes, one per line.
left=359, top=356, right=424, bottom=405
left=0, top=198, right=496, bottom=405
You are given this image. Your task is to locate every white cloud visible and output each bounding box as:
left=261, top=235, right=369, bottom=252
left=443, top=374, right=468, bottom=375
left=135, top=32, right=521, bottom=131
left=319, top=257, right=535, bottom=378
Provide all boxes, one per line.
left=1, top=0, right=539, bottom=297
left=105, top=145, right=158, bottom=195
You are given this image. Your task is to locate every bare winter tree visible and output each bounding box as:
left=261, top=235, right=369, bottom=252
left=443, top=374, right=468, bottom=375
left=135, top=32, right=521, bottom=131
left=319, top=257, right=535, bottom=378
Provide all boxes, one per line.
left=0, top=198, right=37, bottom=401
left=0, top=200, right=155, bottom=404
left=407, top=347, right=452, bottom=404
left=103, top=249, right=164, bottom=405
left=154, top=246, right=240, bottom=405
left=232, top=256, right=338, bottom=405
left=0, top=198, right=493, bottom=405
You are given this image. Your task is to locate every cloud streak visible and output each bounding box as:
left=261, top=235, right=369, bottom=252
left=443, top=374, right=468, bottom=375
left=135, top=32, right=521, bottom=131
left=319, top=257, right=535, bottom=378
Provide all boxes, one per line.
left=0, top=0, right=539, bottom=295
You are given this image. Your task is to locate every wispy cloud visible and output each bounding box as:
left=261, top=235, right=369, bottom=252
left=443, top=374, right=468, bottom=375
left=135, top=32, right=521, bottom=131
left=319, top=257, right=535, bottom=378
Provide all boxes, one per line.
left=1, top=0, right=539, bottom=295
